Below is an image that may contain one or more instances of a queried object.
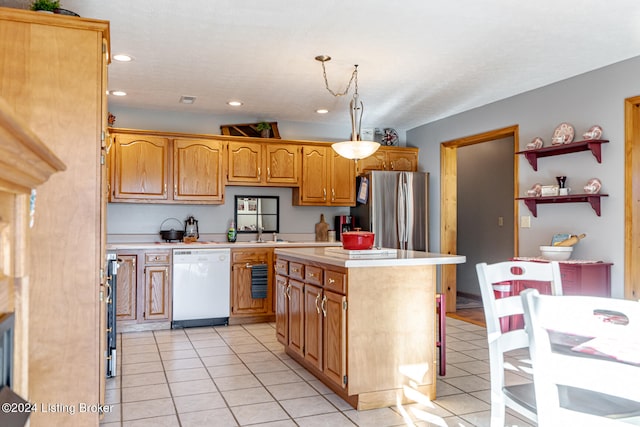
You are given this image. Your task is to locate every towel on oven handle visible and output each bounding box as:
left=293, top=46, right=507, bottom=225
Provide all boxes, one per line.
left=251, top=264, right=268, bottom=299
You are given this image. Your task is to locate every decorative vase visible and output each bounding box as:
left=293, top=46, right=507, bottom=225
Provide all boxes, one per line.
left=261, top=129, right=270, bottom=138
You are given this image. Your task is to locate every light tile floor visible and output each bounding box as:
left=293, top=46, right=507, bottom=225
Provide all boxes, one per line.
left=100, top=318, right=536, bottom=427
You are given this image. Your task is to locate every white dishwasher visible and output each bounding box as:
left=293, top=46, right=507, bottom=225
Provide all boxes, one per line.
left=172, top=248, right=231, bottom=328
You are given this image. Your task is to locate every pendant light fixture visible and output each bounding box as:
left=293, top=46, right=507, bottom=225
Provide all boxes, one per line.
left=315, top=55, right=380, bottom=160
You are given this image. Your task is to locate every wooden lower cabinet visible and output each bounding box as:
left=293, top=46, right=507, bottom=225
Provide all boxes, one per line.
left=322, top=289, right=347, bottom=388
left=115, top=254, right=137, bottom=321
left=116, top=250, right=172, bottom=331
left=274, top=273, right=289, bottom=344
left=230, top=248, right=275, bottom=324
left=304, top=284, right=323, bottom=369
left=276, top=253, right=436, bottom=410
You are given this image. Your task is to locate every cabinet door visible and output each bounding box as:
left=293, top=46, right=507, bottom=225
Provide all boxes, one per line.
left=304, top=284, right=323, bottom=370
left=143, top=265, right=170, bottom=320
left=323, top=290, right=347, bottom=389
left=265, top=144, right=300, bottom=185
left=230, top=249, right=272, bottom=316
left=227, top=141, right=262, bottom=184
left=356, top=151, right=387, bottom=174
left=275, top=274, right=289, bottom=345
left=329, top=151, right=356, bottom=206
left=115, top=254, right=137, bottom=321
left=173, top=138, right=224, bottom=202
left=387, top=150, right=417, bottom=171
left=288, top=279, right=305, bottom=358
left=113, top=134, right=169, bottom=200
left=299, top=146, right=329, bottom=204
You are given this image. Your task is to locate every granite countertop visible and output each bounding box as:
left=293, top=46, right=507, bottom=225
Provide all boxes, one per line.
left=274, top=247, right=466, bottom=268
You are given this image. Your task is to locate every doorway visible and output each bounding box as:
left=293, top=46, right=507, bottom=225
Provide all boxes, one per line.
left=624, top=96, right=640, bottom=299
left=440, top=125, right=520, bottom=312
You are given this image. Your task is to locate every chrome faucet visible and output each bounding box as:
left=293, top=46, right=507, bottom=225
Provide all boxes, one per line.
left=257, top=226, right=264, bottom=243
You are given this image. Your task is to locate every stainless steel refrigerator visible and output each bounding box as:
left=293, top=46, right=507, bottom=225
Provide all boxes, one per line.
left=351, top=171, right=429, bottom=251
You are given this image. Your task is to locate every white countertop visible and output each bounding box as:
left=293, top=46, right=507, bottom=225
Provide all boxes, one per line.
left=274, top=247, right=466, bottom=268
left=107, top=241, right=342, bottom=251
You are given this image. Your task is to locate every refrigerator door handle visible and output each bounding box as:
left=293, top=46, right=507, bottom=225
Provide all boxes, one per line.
left=397, top=173, right=408, bottom=250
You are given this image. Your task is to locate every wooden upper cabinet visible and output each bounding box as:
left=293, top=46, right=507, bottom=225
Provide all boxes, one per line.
left=296, top=145, right=329, bottom=204
left=330, top=151, right=356, bottom=205
left=109, top=130, right=224, bottom=204
left=356, top=151, right=386, bottom=173
left=174, top=138, right=224, bottom=202
left=387, top=148, right=418, bottom=171
left=113, top=134, right=169, bottom=200
left=265, top=143, right=300, bottom=185
left=356, top=146, right=418, bottom=174
left=227, top=141, right=262, bottom=184
left=293, top=145, right=355, bottom=206
left=227, top=141, right=300, bottom=186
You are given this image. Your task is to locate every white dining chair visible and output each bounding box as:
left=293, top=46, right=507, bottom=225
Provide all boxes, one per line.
left=521, top=289, right=640, bottom=426
left=475, top=260, right=563, bottom=427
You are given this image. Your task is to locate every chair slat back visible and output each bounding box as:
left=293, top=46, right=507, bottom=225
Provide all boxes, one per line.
left=475, top=261, right=563, bottom=427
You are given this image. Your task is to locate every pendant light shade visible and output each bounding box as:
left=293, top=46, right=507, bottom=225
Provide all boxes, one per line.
left=331, top=139, right=380, bottom=160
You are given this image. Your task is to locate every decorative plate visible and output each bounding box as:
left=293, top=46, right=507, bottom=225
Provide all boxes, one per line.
left=583, top=125, right=603, bottom=140
left=526, top=137, right=544, bottom=150
left=584, top=178, right=602, bottom=194
left=552, top=122, right=575, bottom=145
left=382, top=128, right=399, bottom=146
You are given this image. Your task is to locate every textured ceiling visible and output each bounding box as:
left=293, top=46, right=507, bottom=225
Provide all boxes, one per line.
left=4, top=0, right=640, bottom=133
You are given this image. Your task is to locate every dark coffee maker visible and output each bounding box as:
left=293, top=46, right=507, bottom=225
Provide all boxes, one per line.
left=334, top=215, right=355, bottom=241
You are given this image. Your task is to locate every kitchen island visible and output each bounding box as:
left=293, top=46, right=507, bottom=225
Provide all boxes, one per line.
left=273, top=247, right=465, bottom=410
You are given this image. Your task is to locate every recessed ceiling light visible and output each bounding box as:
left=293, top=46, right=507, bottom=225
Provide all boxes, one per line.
left=316, top=109, right=329, bottom=114
left=109, top=90, right=127, bottom=96
left=179, top=96, right=196, bottom=104
left=113, top=54, right=133, bottom=62
left=228, top=101, right=243, bottom=107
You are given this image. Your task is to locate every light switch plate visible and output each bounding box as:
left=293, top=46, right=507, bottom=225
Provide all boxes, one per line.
left=520, top=216, right=531, bottom=228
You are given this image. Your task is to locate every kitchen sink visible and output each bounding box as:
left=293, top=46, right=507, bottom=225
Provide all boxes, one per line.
left=249, top=240, right=289, bottom=244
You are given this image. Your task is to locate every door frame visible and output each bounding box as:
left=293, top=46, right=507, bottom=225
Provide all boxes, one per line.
left=624, top=96, right=640, bottom=299
left=440, top=125, right=520, bottom=312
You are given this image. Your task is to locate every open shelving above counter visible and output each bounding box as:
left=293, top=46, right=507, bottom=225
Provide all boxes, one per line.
left=516, top=193, right=608, bottom=217
left=516, top=139, right=609, bottom=171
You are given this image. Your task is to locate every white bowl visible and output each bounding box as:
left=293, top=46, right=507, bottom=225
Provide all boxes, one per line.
left=540, top=245, right=573, bottom=261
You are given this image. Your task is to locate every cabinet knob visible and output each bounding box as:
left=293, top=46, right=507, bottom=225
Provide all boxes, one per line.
left=328, top=278, right=335, bottom=284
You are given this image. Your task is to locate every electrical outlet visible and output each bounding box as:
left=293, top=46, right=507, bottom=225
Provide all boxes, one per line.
left=520, top=216, right=531, bottom=228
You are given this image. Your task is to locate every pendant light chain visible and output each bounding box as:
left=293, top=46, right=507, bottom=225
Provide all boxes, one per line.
left=320, top=60, right=358, bottom=97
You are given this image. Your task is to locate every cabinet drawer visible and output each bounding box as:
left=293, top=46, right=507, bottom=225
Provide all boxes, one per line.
left=324, top=269, right=346, bottom=294
left=274, top=258, right=288, bottom=275
left=305, top=266, right=323, bottom=285
left=145, top=251, right=170, bottom=264
left=232, top=249, right=269, bottom=264
left=289, top=262, right=304, bottom=280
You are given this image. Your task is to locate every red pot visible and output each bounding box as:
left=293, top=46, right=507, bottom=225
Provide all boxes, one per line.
left=341, top=231, right=375, bottom=250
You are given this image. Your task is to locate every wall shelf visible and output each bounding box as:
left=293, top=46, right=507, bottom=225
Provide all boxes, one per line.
left=516, top=139, right=609, bottom=171
left=516, top=193, right=608, bottom=217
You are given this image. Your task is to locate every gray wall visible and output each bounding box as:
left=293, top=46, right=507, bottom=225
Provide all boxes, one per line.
left=457, top=137, right=514, bottom=296
left=408, top=55, right=640, bottom=298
